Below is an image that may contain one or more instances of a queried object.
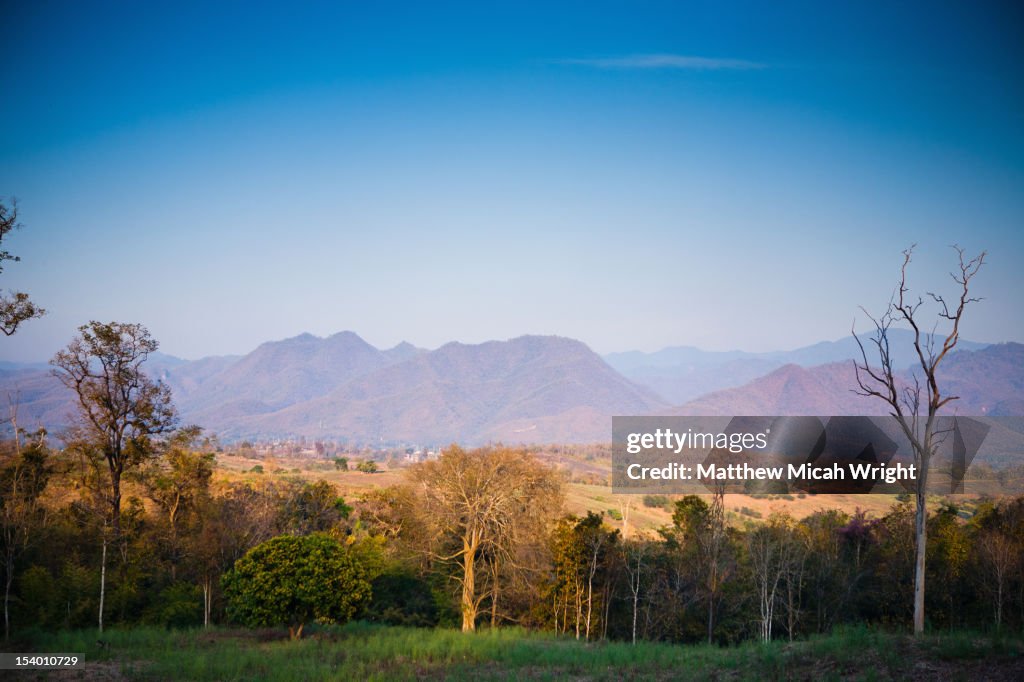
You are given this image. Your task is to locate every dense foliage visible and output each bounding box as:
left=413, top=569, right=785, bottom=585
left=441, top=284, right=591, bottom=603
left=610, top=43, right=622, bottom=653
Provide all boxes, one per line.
left=1, top=434, right=1022, bottom=643
left=222, top=534, right=372, bottom=636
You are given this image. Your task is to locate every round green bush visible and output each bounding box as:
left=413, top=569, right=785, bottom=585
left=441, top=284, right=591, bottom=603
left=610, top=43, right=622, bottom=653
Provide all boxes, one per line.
left=222, top=534, right=372, bottom=633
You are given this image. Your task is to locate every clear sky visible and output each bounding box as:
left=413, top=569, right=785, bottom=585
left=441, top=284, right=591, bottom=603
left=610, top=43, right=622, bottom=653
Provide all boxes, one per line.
left=1, top=1, right=1022, bottom=361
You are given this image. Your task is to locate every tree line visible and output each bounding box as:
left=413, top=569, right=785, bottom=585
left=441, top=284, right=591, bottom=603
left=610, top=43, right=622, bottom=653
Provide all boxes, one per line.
left=3, top=431, right=1022, bottom=643
left=1, top=321, right=1021, bottom=643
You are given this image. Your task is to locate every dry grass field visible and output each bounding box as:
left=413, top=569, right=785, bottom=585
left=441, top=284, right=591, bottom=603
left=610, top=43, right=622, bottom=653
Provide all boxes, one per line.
left=207, top=450, right=1024, bottom=536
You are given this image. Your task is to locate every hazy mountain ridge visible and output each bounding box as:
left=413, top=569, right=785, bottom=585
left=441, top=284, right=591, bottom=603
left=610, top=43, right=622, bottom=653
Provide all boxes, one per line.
left=668, top=344, right=1024, bottom=467
left=672, top=363, right=888, bottom=416
left=205, top=335, right=668, bottom=443
left=674, top=343, right=1024, bottom=417
left=0, top=334, right=1019, bottom=445
left=0, top=332, right=666, bottom=444
left=606, top=330, right=991, bottom=403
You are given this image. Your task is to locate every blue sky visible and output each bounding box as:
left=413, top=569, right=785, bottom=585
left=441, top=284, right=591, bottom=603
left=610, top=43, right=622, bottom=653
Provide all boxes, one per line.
left=1, top=1, right=1022, bottom=361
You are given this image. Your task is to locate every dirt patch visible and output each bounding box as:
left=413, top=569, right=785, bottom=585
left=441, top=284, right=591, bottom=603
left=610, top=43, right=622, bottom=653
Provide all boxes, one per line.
left=8, top=661, right=143, bottom=681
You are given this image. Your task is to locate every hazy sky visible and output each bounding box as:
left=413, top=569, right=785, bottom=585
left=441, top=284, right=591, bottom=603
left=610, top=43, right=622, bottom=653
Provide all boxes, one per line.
left=2, top=1, right=1023, bottom=361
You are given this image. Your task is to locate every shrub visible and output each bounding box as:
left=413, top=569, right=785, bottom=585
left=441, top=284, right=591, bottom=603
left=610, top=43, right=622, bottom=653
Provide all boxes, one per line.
left=18, top=565, right=57, bottom=629
left=147, top=582, right=202, bottom=628
left=642, top=494, right=669, bottom=509
left=363, top=573, right=440, bottom=627
left=222, top=534, right=372, bottom=638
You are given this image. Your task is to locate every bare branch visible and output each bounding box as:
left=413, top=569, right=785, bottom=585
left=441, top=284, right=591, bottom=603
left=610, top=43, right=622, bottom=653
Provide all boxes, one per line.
left=852, top=243, right=985, bottom=636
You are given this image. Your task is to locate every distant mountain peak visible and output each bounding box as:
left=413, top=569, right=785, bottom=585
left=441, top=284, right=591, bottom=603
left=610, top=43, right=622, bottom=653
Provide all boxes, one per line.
left=383, top=341, right=425, bottom=362
left=4, top=332, right=1018, bottom=446
left=674, top=344, right=1023, bottom=419
left=605, top=332, right=994, bottom=404
left=328, top=330, right=367, bottom=341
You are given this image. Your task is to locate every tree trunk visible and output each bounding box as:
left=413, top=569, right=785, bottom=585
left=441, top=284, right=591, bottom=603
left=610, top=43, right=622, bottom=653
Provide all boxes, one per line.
left=631, top=582, right=639, bottom=645
left=461, top=536, right=478, bottom=632
left=995, top=573, right=1003, bottom=626
left=202, top=577, right=211, bottom=628
left=787, top=585, right=795, bottom=642
left=574, top=577, right=582, bottom=639
left=992, top=546, right=1006, bottom=631
left=4, top=556, right=11, bottom=640
left=602, top=582, right=611, bottom=641
left=98, top=535, right=107, bottom=634
left=628, top=546, right=643, bottom=645
left=706, top=585, right=715, bottom=644
left=706, top=488, right=724, bottom=644
left=490, top=561, right=499, bottom=628
left=561, top=588, right=568, bottom=635
left=913, top=499, right=927, bottom=634
left=585, top=569, right=594, bottom=641
left=913, top=434, right=930, bottom=635
left=110, top=463, right=122, bottom=540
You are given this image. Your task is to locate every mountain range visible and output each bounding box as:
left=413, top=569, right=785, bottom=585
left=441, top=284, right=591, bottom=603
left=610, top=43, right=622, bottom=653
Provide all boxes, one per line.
left=603, top=330, right=991, bottom=404
left=0, top=331, right=1020, bottom=446
left=672, top=342, right=1024, bottom=417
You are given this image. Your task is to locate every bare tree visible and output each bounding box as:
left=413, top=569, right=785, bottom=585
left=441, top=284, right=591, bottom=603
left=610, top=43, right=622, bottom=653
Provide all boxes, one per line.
left=0, top=198, right=46, bottom=336
left=703, top=487, right=730, bottom=643
left=672, top=486, right=733, bottom=643
left=749, top=513, right=804, bottom=643
left=193, top=481, right=282, bottom=627
left=977, top=529, right=1018, bottom=630
left=622, top=535, right=650, bottom=644
left=548, top=512, right=617, bottom=640
left=749, top=524, right=783, bottom=642
left=853, top=244, right=986, bottom=634
left=408, top=445, right=562, bottom=632
left=780, top=529, right=808, bottom=642
left=619, top=498, right=634, bottom=539
left=581, top=518, right=611, bottom=640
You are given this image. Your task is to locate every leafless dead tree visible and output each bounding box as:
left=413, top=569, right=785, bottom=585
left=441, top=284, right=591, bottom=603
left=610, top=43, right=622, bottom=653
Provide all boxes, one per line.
left=852, top=244, right=986, bottom=634
left=408, top=445, right=562, bottom=632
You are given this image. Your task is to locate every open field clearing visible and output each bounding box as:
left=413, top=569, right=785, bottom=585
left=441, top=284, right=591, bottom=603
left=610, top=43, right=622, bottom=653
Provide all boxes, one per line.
left=210, top=452, right=1024, bottom=535
left=12, top=623, right=1024, bottom=681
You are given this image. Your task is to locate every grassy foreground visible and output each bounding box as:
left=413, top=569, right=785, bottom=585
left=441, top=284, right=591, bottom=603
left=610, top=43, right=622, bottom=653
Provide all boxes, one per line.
left=14, top=623, right=1024, bottom=681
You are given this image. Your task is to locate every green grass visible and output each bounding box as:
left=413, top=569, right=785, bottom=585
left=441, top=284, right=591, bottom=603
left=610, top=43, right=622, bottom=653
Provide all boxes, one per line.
left=18, top=623, right=1024, bottom=681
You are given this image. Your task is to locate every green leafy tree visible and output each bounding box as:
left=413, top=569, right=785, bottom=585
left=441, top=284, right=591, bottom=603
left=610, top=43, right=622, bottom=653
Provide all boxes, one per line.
left=280, top=480, right=349, bottom=535
left=51, top=321, right=177, bottom=632
left=672, top=491, right=733, bottom=643
left=0, top=198, right=46, bottom=336
left=140, top=428, right=215, bottom=581
left=0, top=431, right=51, bottom=638
left=548, top=512, right=618, bottom=640
left=364, top=572, right=440, bottom=627
left=222, top=534, right=372, bottom=639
